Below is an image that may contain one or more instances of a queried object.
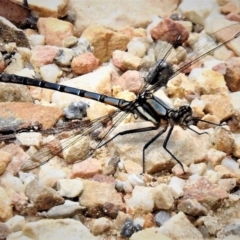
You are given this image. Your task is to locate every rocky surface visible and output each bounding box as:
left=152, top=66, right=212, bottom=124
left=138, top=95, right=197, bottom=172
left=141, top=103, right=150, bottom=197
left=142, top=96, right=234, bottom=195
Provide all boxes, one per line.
left=0, top=0, right=240, bottom=239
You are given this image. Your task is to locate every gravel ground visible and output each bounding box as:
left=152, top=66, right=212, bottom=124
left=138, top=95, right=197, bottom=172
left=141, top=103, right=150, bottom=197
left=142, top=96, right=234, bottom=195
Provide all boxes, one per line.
left=0, top=0, right=240, bottom=240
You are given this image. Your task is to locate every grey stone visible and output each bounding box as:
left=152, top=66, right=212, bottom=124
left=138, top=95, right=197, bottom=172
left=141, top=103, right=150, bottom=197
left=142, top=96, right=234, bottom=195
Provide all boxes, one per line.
left=154, top=211, right=171, bottom=227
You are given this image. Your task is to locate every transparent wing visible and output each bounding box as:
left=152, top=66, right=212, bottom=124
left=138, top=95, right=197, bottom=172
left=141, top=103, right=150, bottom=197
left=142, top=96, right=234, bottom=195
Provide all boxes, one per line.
left=140, top=23, right=240, bottom=93
left=140, top=29, right=183, bottom=93
left=20, top=109, right=130, bottom=171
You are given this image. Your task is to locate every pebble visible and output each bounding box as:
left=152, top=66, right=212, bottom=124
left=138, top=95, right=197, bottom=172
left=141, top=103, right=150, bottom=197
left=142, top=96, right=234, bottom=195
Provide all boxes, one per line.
left=218, top=178, right=237, bottom=192
left=112, top=70, right=144, bottom=94
left=16, top=132, right=42, bottom=148
left=71, top=52, right=99, bottom=74
left=220, top=2, right=240, bottom=15
left=30, top=45, right=59, bottom=68
left=112, top=50, right=141, bottom=70
left=57, top=179, right=84, bottom=198
left=142, top=213, right=154, bottom=228
left=91, top=217, right=112, bottom=236
left=54, top=47, right=74, bottom=66
left=221, top=157, right=239, bottom=172
left=115, top=180, right=124, bottom=192
left=4, top=231, right=31, bottom=240
left=23, top=0, right=68, bottom=18
left=0, top=149, right=12, bottom=175
left=39, top=63, right=62, bottom=83
left=62, top=36, right=78, bottom=48
left=38, top=200, right=85, bottom=219
left=171, top=163, right=191, bottom=178
left=201, top=94, right=235, bottom=121
left=91, top=174, right=116, bottom=184
left=127, top=37, right=148, bottom=57
left=81, top=25, right=129, bottom=62
left=211, top=127, right=234, bottom=155
left=5, top=215, right=25, bottom=232
left=154, top=211, right=171, bottom=227
left=0, top=83, right=32, bottom=102
left=126, top=186, right=154, bottom=212
left=122, top=181, right=133, bottom=193
left=168, top=176, right=186, bottom=198
left=63, top=101, right=88, bottom=119
left=189, top=163, right=207, bottom=175
left=130, top=227, right=171, bottom=240
left=205, top=148, right=227, bottom=167
left=71, top=157, right=102, bottom=178
left=189, top=68, right=228, bottom=94
left=177, top=198, right=208, bottom=216
left=203, top=215, right=222, bottom=236
left=150, top=18, right=189, bottom=44
left=0, top=199, right=13, bottom=221
left=0, top=17, right=30, bottom=48
left=1, top=172, right=25, bottom=195
left=124, top=160, right=142, bottom=175
left=79, top=179, right=125, bottom=218
left=230, top=91, right=240, bottom=112
left=226, top=12, right=240, bottom=22
left=38, top=163, right=71, bottom=187
left=203, top=169, right=222, bottom=184
left=182, top=177, right=228, bottom=210
left=153, top=184, right=174, bottom=210
left=0, top=222, right=11, bottom=240
left=197, top=114, right=221, bottom=129
left=113, top=211, right=131, bottom=231
left=21, top=218, right=97, bottom=240
left=25, top=179, right=65, bottom=211
left=119, top=26, right=146, bottom=39
left=134, top=217, right=145, bottom=228
left=71, top=38, right=93, bottom=55
left=91, top=217, right=112, bottom=235
left=234, top=134, right=240, bottom=158
left=114, top=89, right=136, bottom=102
left=61, top=135, right=90, bottom=164
left=180, top=0, right=219, bottom=25
left=29, top=33, right=45, bottom=46
left=220, top=220, right=240, bottom=239
left=158, top=212, right=204, bottom=240
left=37, top=17, right=74, bottom=47
left=1, top=144, right=29, bottom=175
left=127, top=174, right=144, bottom=187
left=120, top=218, right=142, bottom=238
left=214, top=165, right=236, bottom=178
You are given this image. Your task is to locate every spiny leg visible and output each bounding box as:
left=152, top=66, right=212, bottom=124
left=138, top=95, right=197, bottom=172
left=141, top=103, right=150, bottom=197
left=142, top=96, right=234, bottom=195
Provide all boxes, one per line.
left=186, top=118, right=227, bottom=135
left=142, top=125, right=168, bottom=173
left=186, top=126, right=208, bottom=135
left=97, top=125, right=159, bottom=149
left=94, top=125, right=160, bottom=171
left=163, top=126, right=185, bottom=172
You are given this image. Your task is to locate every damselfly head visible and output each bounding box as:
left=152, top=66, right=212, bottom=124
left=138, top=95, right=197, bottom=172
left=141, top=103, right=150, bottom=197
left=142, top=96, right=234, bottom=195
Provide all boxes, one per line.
left=168, top=105, right=192, bottom=125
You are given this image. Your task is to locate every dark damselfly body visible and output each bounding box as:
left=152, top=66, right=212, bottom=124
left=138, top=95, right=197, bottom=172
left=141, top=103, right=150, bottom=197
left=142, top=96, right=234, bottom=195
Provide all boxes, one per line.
left=0, top=23, right=240, bottom=172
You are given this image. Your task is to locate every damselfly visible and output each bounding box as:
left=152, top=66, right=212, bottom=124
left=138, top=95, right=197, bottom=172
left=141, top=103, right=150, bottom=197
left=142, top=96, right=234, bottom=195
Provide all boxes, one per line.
left=0, top=23, right=239, bottom=172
